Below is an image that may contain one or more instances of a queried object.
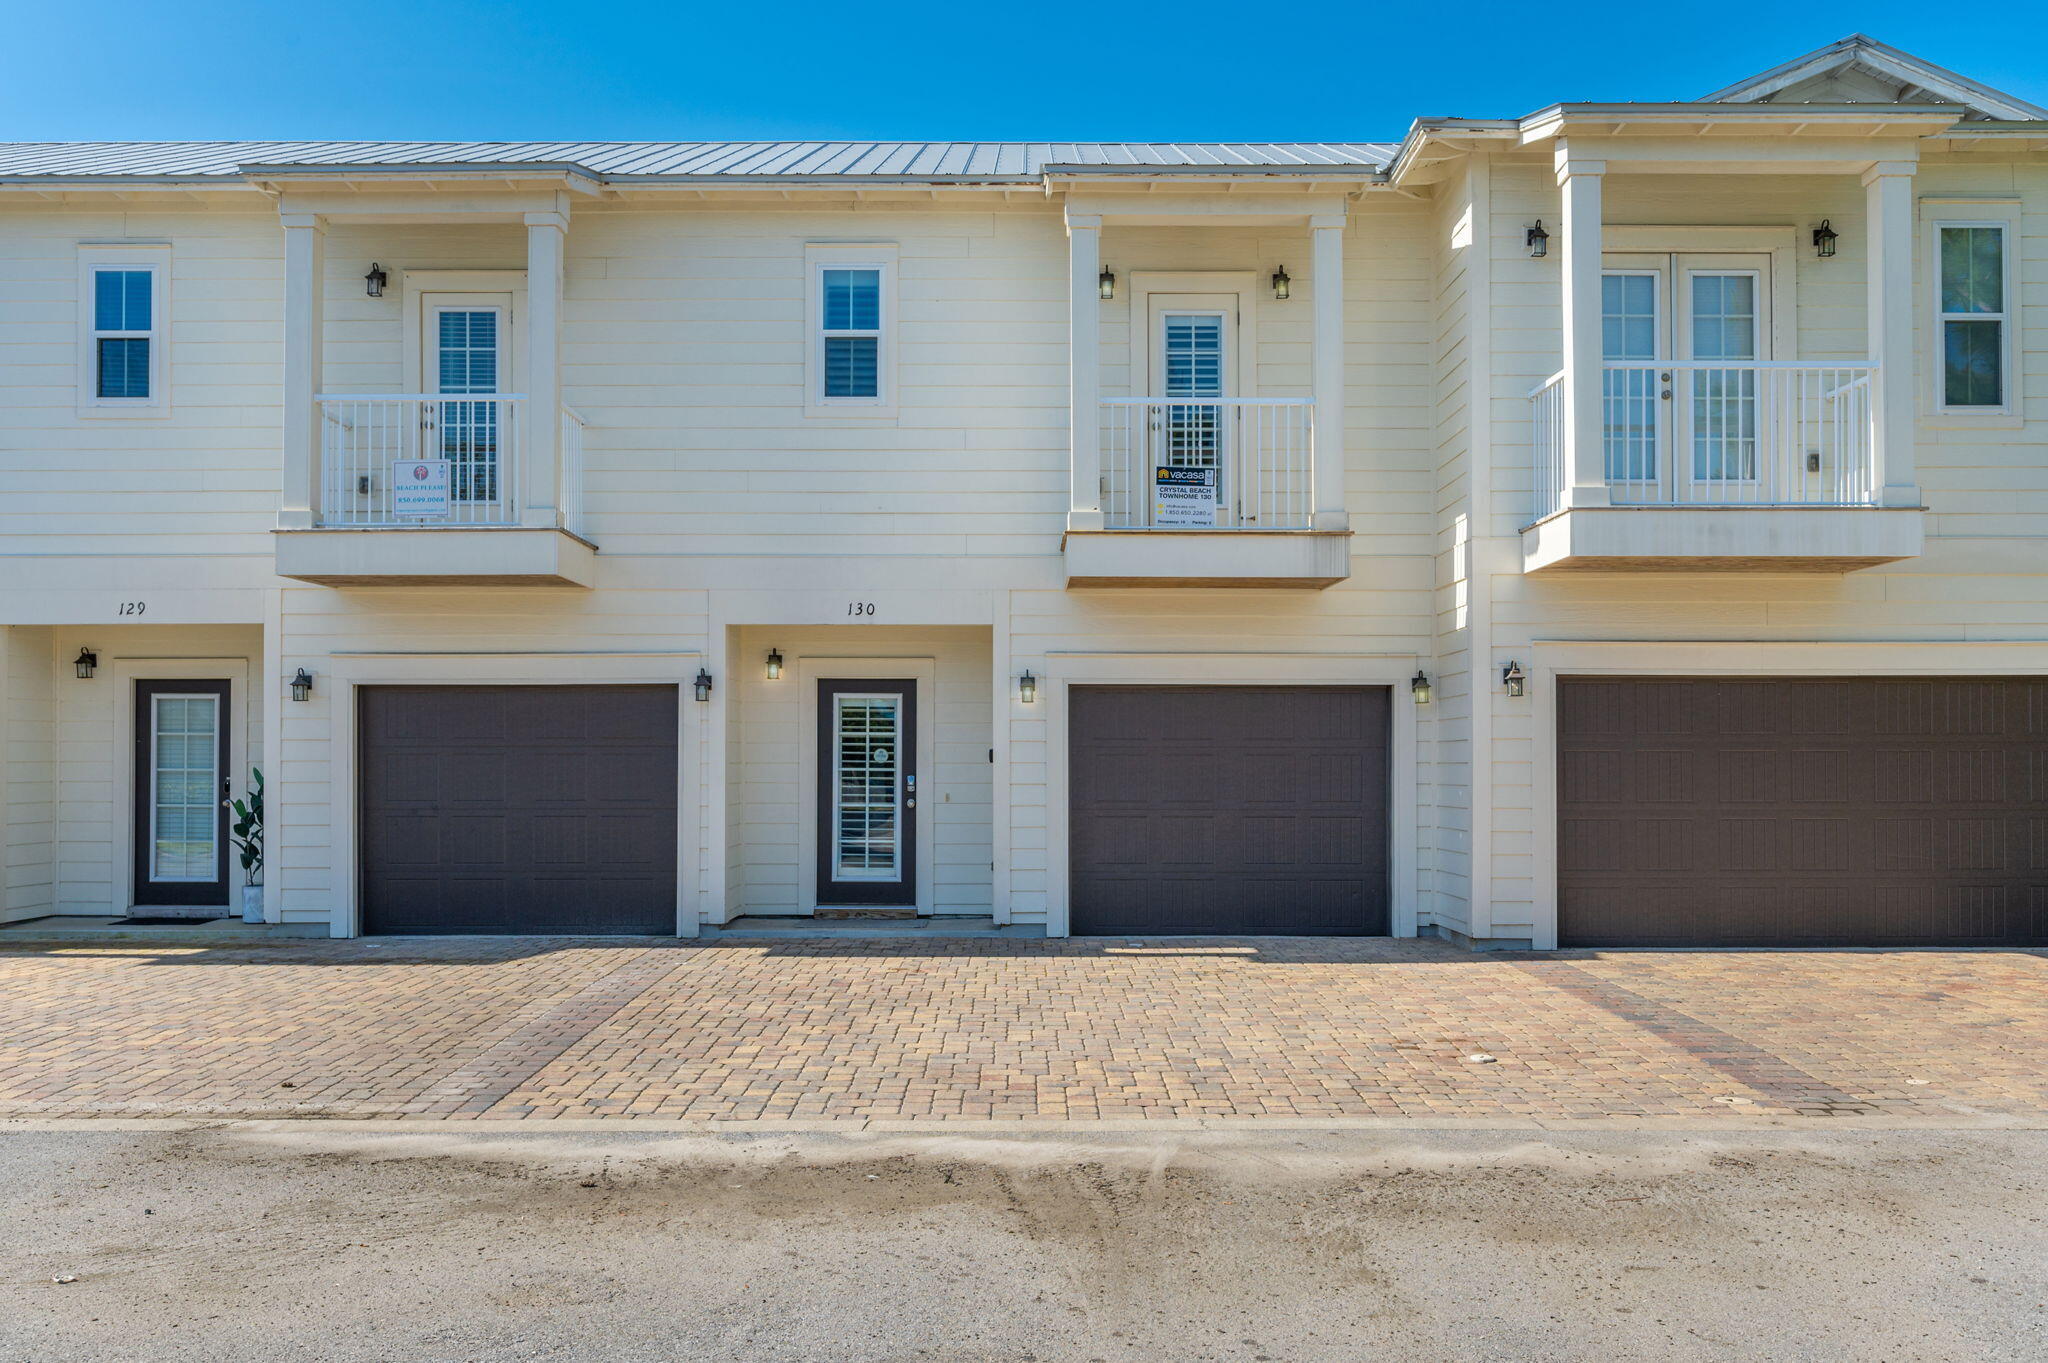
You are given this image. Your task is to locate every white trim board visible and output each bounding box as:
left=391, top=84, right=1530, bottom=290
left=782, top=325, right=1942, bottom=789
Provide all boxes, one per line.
left=320, top=651, right=703, bottom=938
left=1524, top=639, right=2048, bottom=952
left=108, top=655, right=254, bottom=914
left=1040, top=651, right=1421, bottom=940
left=795, top=655, right=938, bottom=916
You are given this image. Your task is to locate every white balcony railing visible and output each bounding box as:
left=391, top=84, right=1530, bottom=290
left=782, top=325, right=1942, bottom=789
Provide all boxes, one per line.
left=560, top=406, right=587, bottom=540
left=1100, top=398, right=1315, bottom=530
left=1530, top=363, right=1878, bottom=522
left=317, top=395, right=523, bottom=527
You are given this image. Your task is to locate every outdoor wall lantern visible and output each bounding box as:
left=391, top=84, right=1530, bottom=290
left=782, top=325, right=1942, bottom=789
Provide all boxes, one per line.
left=1501, top=660, right=1527, bottom=698
left=1097, top=266, right=1116, bottom=301
left=765, top=648, right=784, bottom=681
left=693, top=668, right=713, bottom=702
left=73, top=648, right=98, bottom=680
left=1812, top=220, right=1838, bottom=258
left=364, top=263, right=388, bottom=297
left=290, top=668, right=315, bottom=702
left=1410, top=670, right=1432, bottom=705
left=1271, top=264, right=1291, bottom=300
left=1018, top=669, right=1037, bottom=704
left=1526, top=221, right=1549, bottom=258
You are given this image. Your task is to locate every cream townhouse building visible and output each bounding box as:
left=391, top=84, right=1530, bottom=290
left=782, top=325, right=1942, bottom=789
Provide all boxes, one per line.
left=1, top=34, right=2043, bottom=948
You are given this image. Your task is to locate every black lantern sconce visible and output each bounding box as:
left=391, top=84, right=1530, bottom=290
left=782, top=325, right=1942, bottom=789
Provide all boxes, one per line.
left=73, top=647, right=98, bottom=680
left=1812, top=220, right=1838, bottom=258
left=765, top=648, right=784, bottom=681
left=1501, top=660, right=1527, bottom=699
left=364, top=262, right=388, bottom=297
left=1018, top=670, right=1037, bottom=704
left=1526, top=221, right=1549, bottom=258
left=1410, top=670, right=1432, bottom=705
left=693, top=668, right=713, bottom=703
left=1271, top=264, right=1291, bottom=300
left=1097, top=266, right=1116, bottom=301
left=290, top=668, right=314, bottom=703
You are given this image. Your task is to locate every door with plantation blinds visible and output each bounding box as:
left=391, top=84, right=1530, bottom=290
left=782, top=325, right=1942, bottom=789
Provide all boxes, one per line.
left=815, top=679, right=917, bottom=906
left=132, top=680, right=232, bottom=908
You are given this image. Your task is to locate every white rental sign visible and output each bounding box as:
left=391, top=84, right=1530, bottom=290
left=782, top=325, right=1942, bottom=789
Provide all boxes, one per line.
left=1152, top=467, right=1219, bottom=527
left=392, top=459, right=452, bottom=518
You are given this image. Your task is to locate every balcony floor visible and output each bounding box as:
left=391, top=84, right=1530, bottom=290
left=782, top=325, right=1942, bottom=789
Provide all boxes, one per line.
left=1521, top=505, right=1924, bottom=574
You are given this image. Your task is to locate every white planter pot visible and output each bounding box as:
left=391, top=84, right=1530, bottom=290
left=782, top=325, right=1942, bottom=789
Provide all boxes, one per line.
left=241, top=884, right=265, bottom=924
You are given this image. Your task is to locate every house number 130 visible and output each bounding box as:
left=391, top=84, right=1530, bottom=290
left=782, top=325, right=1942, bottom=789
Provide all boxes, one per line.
left=846, top=602, right=876, bottom=616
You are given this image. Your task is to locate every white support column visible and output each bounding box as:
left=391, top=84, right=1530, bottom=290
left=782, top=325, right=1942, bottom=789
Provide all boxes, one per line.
left=279, top=214, right=324, bottom=530
left=1863, top=160, right=1919, bottom=507
left=1066, top=213, right=1103, bottom=532
left=1555, top=152, right=1609, bottom=508
left=523, top=209, right=568, bottom=527
left=1310, top=214, right=1348, bottom=531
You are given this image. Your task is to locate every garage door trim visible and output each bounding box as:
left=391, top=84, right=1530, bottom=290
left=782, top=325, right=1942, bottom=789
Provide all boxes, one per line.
left=1053, top=675, right=1413, bottom=938
left=328, top=664, right=697, bottom=938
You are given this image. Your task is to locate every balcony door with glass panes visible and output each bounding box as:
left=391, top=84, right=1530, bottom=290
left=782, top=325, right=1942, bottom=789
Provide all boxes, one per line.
left=815, top=679, right=917, bottom=907
left=1145, top=295, right=1237, bottom=526
left=132, top=680, right=231, bottom=908
left=1601, top=254, right=1772, bottom=502
left=422, top=296, right=511, bottom=517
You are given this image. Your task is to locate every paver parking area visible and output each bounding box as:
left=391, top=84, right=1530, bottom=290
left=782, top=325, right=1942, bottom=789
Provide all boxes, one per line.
left=1, top=937, right=2044, bottom=1122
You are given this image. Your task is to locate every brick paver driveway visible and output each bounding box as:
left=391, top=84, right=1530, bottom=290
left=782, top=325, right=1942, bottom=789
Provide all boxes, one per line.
left=1, top=937, right=2043, bottom=1122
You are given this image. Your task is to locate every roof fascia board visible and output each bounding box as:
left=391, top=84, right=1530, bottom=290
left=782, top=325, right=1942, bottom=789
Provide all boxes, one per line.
left=1698, top=35, right=2048, bottom=120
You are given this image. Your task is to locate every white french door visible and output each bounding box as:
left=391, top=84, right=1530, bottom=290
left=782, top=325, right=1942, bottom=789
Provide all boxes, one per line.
left=1601, top=254, right=1771, bottom=501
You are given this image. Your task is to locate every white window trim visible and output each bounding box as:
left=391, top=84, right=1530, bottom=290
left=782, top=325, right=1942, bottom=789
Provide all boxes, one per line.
left=1924, top=208, right=2019, bottom=421
left=804, top=243, right=898, bottom=417
left=76, top=244, right=170, bottom=417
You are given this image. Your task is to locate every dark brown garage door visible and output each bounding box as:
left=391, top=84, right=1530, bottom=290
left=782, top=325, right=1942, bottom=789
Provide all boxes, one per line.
left=1560, top=677, right=2048, bottom=947
left=359, top=686, right=679, bottom=935
left=1069, top=686, right=1390, bottom=936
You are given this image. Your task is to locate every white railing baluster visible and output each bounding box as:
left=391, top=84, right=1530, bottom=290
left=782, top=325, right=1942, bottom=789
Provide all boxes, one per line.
left=1096, top=397, right=1314, bottom=530
left=1533, top=363, right=1878, bottom=514
left=313, top=394, right=533, bottom=528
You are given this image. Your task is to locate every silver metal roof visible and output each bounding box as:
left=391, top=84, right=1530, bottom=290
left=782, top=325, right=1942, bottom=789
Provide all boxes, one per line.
left=0, top=140, right=1399, bottom=182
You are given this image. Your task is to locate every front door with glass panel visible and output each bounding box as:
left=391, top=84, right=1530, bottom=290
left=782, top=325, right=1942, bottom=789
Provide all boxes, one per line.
left=1601, top=254, right=1770, bottom=501
left=423, top=296, right=510, bottom=517
left=815, top=680, right=917, bottom=906
left=132, top=680, right=231, bottom=908
left=1145, top=294, right=1236, bottom=527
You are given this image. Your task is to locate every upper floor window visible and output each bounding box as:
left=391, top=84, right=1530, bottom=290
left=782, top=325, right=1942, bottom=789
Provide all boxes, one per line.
left=806, top=245, right=896, bottom=415
left=78, top=250, right=167, bottom=414
left=822, top=268, right=881, bottom=398
left=94, top=269, right=156, bottom=398
left=1936, top=223, right=2009, bottom=411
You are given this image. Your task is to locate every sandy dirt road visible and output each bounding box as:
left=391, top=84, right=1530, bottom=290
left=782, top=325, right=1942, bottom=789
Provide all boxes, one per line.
left=3, top=1123, right=2044, bottom=1361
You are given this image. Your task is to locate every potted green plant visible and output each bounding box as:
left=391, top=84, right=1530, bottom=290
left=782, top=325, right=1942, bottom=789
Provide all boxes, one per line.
left=226, top=769, right=264, bottom=923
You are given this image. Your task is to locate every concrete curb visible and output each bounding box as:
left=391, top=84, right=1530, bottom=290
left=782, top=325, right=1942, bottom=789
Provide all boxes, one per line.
left=3, top=1114, right=2044, bottom=1134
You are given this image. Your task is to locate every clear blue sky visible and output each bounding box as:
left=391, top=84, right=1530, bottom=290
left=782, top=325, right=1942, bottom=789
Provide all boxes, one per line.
left=5, top=2, right=2045, bottom=142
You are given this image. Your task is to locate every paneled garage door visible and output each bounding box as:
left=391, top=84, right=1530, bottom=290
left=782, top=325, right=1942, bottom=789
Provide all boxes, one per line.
left=359, top=685, right=679, bottom=935
left=1559, top=677, right=2048, bottom=947
left=1069, top=686, right=1390, bottom=936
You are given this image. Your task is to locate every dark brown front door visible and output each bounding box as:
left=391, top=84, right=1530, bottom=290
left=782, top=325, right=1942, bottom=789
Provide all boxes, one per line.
left=816, top=680, right=917, bottom=906
left=358, top=685, right=679, bottom=935
left=1559, top=677, right=2048, bottom=947
left=133, top=679, right=232, bottom=908
left=1069, top=686, right=1391, bottom=936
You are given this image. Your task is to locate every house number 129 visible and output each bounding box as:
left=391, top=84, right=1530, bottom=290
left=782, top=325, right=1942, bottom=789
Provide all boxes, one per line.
left=846, top=602, right=876, bottom=616
left=117, top=601, right=147, bottom=616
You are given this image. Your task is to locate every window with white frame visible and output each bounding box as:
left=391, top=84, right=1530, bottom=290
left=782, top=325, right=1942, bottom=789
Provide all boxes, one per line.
left=1935, top=222, right=2009, bottom=411
left=806, top=246, right=895, bottom=412
left=78, top=253, right=166, bottom=410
